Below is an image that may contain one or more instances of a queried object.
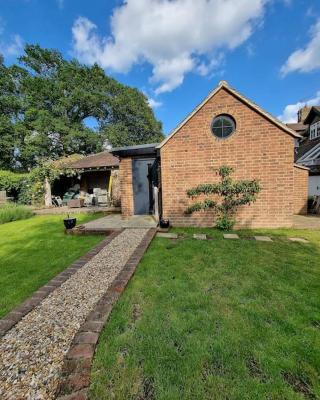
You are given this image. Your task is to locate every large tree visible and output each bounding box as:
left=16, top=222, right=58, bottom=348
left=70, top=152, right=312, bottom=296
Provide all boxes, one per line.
left=0, top=45, right=164, bottom=170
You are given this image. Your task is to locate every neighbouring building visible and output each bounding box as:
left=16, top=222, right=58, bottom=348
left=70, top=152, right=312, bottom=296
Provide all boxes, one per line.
left=112, top=81, right=308, bottom=228
left=292, top=106, right=320, bottom=197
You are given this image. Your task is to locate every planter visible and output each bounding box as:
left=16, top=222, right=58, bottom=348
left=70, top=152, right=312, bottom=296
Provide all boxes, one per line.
left=159, top=218, right=170, bottom=229
left=64, top=217, right=77, bottom=230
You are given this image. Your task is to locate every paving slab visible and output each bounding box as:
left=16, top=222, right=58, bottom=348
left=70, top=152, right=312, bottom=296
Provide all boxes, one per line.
left=223, top=233, right=239, bottom=239
left=81, top=214, right=157, bottom=230
left=156, top=232, right=178, bottom=239
left=289, top=237, right=309, bottom=243
left=193, top=234, right=207, bottom=240
left=254, top=236, right=273, bottom=242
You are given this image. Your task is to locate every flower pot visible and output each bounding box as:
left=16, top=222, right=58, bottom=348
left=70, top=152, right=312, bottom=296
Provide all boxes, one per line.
left=64, top=217, right=77, bottom=230
left=160, top=218, right=170, bottom=229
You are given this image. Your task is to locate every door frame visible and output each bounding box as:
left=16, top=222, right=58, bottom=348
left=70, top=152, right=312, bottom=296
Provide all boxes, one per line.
left=132, top=157, right=155, bottom=215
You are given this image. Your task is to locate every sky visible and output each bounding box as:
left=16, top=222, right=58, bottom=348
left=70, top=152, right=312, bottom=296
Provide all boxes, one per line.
left=0, top=0, right=320, bottom=134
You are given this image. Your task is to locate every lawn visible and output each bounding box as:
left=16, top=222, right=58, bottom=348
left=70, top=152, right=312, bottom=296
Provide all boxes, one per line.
left=0, top=213, right=104, bottom=318
left=90, top=228, right=320, bottom=400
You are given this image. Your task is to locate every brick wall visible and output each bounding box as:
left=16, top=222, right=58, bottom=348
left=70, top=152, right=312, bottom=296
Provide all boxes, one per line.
left=160, top=87, right=306, bottom=228
left=119, top=158, right=133, bottom=218
left=293, top=165, right=308, bottom=215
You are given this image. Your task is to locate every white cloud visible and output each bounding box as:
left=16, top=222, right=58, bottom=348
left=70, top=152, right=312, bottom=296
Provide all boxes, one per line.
left=281, top=19, right=320, bottom=76
left=0, top=18, right=24, bottom=57
left=148, top=97, right=162, bottom=109
left=3, top=34, right=24, bottom=56
left=278, top=91, right=320, bottom=123
left=72, top=0, right=268, bottom=93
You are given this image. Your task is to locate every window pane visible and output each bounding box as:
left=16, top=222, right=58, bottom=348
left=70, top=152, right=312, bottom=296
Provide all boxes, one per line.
left=222, top=126, right=233, bottom=137
left=212, top=118, right=223, bottom=128
left=213, top=127, right=223, bottom=138
left=221, top=118, right=233, bottom=127
left=211, top=114, right=235, bottom=139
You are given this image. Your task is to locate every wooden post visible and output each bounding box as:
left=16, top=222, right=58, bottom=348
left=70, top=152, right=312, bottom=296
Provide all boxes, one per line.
left=44, top=177, right=52, bottom=207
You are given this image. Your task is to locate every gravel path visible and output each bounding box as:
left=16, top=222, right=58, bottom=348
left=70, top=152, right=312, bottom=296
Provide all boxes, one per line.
left=0, top=228, right=148, bottom=400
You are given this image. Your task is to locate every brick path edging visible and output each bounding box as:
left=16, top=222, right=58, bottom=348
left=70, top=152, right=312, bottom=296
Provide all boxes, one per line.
left=0, top=230, right=123, bottom=338
left=55, top=228, right=157, bottom=400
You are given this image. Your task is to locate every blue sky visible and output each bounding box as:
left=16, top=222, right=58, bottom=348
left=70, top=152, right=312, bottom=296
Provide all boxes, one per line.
left=0, top=0, right=319, bottom=134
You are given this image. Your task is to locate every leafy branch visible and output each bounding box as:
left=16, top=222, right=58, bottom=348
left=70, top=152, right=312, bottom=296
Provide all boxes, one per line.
left=185, top=166, right=261, bottom=230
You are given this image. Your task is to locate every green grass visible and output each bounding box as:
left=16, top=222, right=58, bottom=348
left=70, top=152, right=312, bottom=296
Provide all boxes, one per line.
left=0, top=213, right=104, bottom=318
left=0, top=203, right=33, bottom=224
left=90, top=227, right=320, bottom=400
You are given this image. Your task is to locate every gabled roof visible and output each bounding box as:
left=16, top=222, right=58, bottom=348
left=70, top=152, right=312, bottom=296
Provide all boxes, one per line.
left=303, top=106, right=320, bottom=125
left=286, top=122, right=308, bottom=135
left=157, top=81, right=301, bottom=149
left=295, top=137, right=320, bottom=161
left=69, top=151, right=119, bottom=169
left=297, top=140, right=320, bottom=165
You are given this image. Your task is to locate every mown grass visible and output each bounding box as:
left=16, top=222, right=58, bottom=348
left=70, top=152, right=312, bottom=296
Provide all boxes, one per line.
left=0, top=213, right=104, bottom=318
left=0, top=203, right=33, bottom=224
left=91, top=227, right=320, bottom=400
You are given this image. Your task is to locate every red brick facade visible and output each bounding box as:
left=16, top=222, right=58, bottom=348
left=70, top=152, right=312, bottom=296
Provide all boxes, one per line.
left=118, top=84, right=308, bottom=228
left=160, top=87, right=307, bottom=228
left=119, top=158, right=133, bottom=218
left=293, top=165, right=309, bottom=215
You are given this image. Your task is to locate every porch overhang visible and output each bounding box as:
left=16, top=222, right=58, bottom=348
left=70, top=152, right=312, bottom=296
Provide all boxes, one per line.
left=111, top=143, right=160, bottom=158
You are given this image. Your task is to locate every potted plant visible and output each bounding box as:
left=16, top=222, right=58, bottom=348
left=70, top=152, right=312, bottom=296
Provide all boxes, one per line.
left=159, top=218, right=170, bottom=229
left=63, top=214, right=77, bottom=230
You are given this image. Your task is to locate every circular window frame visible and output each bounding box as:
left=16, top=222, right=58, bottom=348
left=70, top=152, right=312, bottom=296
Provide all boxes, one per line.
left=211, top=114, right=236, bottom=140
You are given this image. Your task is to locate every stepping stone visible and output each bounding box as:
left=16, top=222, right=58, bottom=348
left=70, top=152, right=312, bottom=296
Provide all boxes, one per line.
left=289, top=237, right=309, bottom=243
left=193, top=234, right=207, bottom=240
left=254, top=236, right=272, bottom=242
left=156, top=232, right=178, bottom=239
left=223, top=233, right=239, bottom=239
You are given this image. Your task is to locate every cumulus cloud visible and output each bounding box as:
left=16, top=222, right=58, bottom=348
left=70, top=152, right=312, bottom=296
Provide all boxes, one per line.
left=278, top=91, right=320, bottom=123
left=0, top=18, right=24, bottom=57
left=281, top=19, right=320, bottom=76
left=148, top=97, right=162, bottom=109
left=72, top=0, right=268, bottom=93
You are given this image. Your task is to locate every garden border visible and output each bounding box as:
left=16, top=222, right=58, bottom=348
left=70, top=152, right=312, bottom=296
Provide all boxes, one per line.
left=55, top=228, right=157, bottom=400
left=0, top=230, right=122, bottom=338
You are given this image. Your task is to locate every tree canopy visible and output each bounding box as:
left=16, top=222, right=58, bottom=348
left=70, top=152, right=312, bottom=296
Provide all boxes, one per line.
left=0, top=45, right=164, bottom=171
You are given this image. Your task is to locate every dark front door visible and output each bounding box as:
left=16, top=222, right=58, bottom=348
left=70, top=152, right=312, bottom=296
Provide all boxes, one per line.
left=132, top=158, right=154, bottom=215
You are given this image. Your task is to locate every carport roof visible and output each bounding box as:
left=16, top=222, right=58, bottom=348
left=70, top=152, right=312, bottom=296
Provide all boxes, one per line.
left=69, top=151, right=119, bottom=169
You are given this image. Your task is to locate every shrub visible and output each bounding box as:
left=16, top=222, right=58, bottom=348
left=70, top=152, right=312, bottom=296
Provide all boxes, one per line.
left=0, top=203, right=33, bottom=224
left=0, top=170, right=30, bottom=202
left=215, top=215, right=236, bottom=231
left=186, top=166, right=261, bottom=230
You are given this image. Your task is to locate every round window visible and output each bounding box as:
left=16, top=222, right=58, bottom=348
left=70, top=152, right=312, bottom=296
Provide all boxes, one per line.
left=211, top=114, right=236, bottom=139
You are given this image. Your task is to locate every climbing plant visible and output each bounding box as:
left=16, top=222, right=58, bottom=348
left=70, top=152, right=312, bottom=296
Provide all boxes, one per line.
left=0, top=155, right=84, bottom=205
left=186, top=166, right=261, bottom=230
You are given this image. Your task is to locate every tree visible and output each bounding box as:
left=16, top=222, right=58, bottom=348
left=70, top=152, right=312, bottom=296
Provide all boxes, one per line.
left=0, top=45, right=164, bottom=170
left=0, top=56, right=26, bottom=169
left=186, top=166, right=261, bottom=230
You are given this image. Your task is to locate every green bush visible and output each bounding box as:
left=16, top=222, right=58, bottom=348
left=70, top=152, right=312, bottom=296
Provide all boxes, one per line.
left=215, top=215, right=236, bottom=231
left=0, top=170, right=30, bottom=203
left=0, top=203, right=33, bottom=224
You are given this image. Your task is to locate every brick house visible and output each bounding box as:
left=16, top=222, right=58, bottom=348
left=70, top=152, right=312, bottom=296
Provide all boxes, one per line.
left=112, top=81, right=308, bottom=228
left=292, top=106, right=320, bottom=197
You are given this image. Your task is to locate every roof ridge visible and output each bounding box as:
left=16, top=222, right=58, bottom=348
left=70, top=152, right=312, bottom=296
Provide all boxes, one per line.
left=157, top=81, right=301, bottom=149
